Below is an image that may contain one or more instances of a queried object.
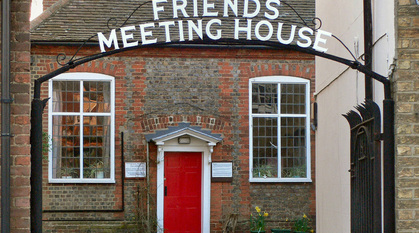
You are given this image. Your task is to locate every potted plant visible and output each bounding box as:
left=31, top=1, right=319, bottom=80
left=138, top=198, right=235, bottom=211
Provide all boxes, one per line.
left=88, top=160, right=104, bottom=178
left=271, top=229, right=291, bottom=233
left=253, top=164, right=277, bottom=178
left=293, top=214, right=313, bottom=233
left=271, top=217, right=291, bottom=233
left=250, top=206, right=268, bottom=233
left=60, top=166, right=75, bottom=179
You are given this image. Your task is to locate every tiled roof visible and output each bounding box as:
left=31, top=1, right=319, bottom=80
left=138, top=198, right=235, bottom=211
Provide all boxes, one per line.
left=31, top=0, right=315, bottom=43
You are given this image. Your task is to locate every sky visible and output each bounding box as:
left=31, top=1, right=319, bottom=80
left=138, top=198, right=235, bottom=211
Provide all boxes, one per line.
left=30, top=0, right=43, bottom=21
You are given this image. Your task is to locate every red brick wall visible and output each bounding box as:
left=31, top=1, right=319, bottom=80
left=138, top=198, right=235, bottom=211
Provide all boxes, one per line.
left=31, top=45, right=316, bottom=232
left=43, top=0, right=59, bottom=11
left=0, top=0, right=32, bottom=232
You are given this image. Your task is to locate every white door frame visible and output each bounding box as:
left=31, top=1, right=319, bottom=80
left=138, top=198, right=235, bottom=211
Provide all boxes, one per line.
left=155, top=136, right=216, bottom=233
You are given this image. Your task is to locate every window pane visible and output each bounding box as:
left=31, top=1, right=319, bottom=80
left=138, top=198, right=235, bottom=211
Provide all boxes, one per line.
left=280, top=84, right=306, bottom=114
left=252, top=83, right=278, bottom=114
left=82, top=116, right=111, bottom=178
left=281, top=117, right=307, bottom=178
left=83, top=81, right=111, bottom=113
left=252, top=117, right=278, bottom=178
left=52, top=115, right=81, bottom=179
left=52, top=81, right=80, bottom=113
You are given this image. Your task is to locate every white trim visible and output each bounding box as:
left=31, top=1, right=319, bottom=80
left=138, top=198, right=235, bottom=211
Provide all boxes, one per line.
left=156, top=138, right=213, bottom=233
left=152, top=128, right=221, bottom=143
left=48, top=73, right=115, bottom=184
left=249, top=76, right=312, bottom=183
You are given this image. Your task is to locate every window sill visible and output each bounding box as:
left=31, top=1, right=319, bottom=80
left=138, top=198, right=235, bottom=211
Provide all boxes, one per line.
left=48, top=178, right=116, bottom=184
left=249, top=177, right=312, bottom=183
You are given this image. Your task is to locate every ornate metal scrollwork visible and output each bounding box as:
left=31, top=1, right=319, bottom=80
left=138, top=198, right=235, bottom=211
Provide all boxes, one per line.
left=56, top=53, right=68, bottom=66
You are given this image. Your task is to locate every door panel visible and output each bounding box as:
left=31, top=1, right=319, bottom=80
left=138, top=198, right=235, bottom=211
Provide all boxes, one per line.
left=164, top=152, right=202, bottom=233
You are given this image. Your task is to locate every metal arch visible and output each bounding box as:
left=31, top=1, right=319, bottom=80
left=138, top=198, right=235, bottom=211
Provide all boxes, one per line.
left=39, top=37, right=390, bottom=98
left=30, top=3, right=395, bottom=232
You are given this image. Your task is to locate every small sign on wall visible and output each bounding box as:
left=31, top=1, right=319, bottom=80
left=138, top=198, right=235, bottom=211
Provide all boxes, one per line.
left=211, top=162, right=233, bottom=182
left=125, top=162, right=146, bottom=178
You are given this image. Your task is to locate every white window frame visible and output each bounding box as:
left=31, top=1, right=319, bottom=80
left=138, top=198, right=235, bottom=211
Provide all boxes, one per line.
left=48, top=72, right=115, bottom=183
left=249, top=76, right=311, bottom=182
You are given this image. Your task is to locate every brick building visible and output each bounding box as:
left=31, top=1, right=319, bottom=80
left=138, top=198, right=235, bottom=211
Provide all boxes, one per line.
left=395, top=0, right=419, bottom=232
left=0, top=0, right=32, bottom=232
left=29, top=0, right=317, bottom=232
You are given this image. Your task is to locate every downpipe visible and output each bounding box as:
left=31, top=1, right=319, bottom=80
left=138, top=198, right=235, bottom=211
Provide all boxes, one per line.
left=1, top=0, right=11, bottom=232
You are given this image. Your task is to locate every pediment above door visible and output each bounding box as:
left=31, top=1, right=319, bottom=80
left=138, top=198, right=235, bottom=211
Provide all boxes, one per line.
left=145, top=123, right=222, bottom=146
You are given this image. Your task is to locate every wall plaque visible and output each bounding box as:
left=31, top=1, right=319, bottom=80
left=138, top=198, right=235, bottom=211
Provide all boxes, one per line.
left=125, top=162, right=146, bottom=178
left=211, top=162, right=233, bottom=182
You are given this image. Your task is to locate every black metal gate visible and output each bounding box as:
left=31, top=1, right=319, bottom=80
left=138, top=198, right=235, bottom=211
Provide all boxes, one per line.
left=343, top=100, right=382, bottom=233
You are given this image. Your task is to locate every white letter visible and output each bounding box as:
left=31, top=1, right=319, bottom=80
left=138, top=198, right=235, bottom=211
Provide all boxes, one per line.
left=265, top=0, right=280, bottom=20
left=120, top=26, right=138, bottom=48
left=244, top=0, right=260, bottom=18
left=188, top=20, right=203, bottom=40
left=297, top=27, right=313, bottom=48
left=178, top=20, right=185, bottom=41
left=159, top=21, right=176, bottom=42
left=153, top=0, right=167, bottom=20
left=206, top=19, right=222, bottom=40
left=223, top=0, right=238, bottom=17
left=203, top=0, right=218, bottom=17
left=313, top=29, right=332, bottom=52
left=140, top=23, right=157, bottom=45
left=277, top=23, right=296, bottom=44
left=193, top=0, right=198, bottom=17
left=234, top=19, right=252, bottom=40
left=98, top=29, right=120, bottom=52
left=173, top=0, right=189, bottom=18
left=255, top=20, right=273, bottom=41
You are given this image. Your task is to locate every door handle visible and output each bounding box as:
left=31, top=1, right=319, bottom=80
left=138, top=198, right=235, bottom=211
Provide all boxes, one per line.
left=164, top=186, right=167, bottom=196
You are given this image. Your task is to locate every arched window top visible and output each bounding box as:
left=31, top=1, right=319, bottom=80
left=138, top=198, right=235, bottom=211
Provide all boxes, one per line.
left=52, top=72, right=114, bottom=81
left=250, top=76, right=310, bottom=84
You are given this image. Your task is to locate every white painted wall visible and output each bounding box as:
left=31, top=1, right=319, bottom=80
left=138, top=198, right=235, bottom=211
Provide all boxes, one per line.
left=315, top=0, right=395, bottom=232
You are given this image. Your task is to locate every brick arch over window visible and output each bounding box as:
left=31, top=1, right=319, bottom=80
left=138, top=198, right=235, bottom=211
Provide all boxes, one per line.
left=45, top=61, right=122, bottom=78
left=139, top=115, right=228, bottom=134
left=244, top=63, right=315, bottom=80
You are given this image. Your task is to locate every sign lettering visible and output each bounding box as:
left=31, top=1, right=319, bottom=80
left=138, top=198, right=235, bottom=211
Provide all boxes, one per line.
left=97, top=0, right=332, bottom=53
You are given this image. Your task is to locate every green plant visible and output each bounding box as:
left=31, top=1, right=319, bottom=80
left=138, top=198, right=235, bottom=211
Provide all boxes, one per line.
left=282, top=165, right=306, bottom=178
left=253, top=164, right=277, bottom=178
left=250, top=206, right=268, bottom=231
left=60, top=166, right=76, bottom=178
left=293, top=214, right=313, bottom=232
left=87, top=160, right=104, bottom=178
left=42, top=132, right=52, bottom=159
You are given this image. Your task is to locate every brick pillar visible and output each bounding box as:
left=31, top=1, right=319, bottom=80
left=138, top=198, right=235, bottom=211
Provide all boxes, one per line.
left=1, top=0, right=32, bottom=232
left=395, top=0, right=419, bottom=231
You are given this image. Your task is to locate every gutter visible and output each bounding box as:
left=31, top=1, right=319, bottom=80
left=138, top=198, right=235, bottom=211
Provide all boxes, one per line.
left=1, top=0, right=12, bottom=232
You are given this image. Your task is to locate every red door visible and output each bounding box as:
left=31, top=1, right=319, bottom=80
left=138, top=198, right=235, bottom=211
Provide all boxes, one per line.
left=164, top=152, right=202, bottom=233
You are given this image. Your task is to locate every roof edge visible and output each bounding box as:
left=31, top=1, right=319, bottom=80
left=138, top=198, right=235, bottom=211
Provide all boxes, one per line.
left=30, top=0, right=73, bottom=31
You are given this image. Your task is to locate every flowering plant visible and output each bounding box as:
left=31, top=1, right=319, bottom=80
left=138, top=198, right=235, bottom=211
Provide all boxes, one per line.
left=294, top=214, right=313, bottom=232
left=250, top=206, right=269, bottom=232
